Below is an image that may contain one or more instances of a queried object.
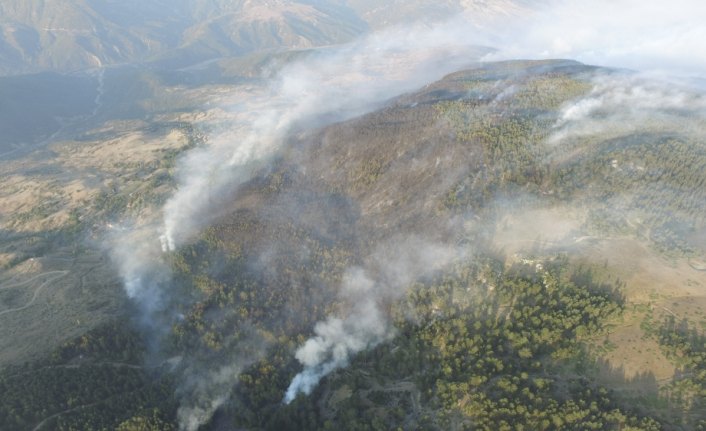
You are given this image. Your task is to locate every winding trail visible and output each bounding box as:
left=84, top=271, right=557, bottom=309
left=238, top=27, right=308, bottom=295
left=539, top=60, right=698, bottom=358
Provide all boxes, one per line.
left=0, top=270, right=68, bottom=290
left=0, top=271, right=69, bottom=317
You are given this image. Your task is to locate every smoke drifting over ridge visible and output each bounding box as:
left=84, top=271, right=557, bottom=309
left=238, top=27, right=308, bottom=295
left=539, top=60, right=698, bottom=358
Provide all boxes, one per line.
left=158, top=0, right=706, bottom=252
left=104, top=1, right=706, bottom=429
left=481, top=0, right=706, bottom=77
left=137, top=20, right=489, bottom=431
left=158, top=23, right=490, bottom=252
left=549, top=73, right=706, bottom=145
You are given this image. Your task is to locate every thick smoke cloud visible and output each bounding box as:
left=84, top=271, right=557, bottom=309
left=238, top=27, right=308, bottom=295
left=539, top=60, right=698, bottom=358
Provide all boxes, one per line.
left=159, top=21, right=489, bottom=252
left=482, top=0, right=706, bottom=77
left=149, top=17, right=487, bottom=431
left=152, top=0, right=706, bottom=322
left=108, top=1, right=706, bottom=429
left=551, top=73, right=706, bottom=144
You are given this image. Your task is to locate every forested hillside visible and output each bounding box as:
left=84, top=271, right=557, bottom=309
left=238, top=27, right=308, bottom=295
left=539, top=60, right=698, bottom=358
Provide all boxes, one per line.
left=1, top=59, right=704, bottom=430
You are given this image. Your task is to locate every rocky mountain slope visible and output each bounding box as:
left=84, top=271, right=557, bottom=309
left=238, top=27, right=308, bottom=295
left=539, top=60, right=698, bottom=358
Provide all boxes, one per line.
left=0, top=0, right=367, bottom=75
left=0, top=0, right=539, bottom=76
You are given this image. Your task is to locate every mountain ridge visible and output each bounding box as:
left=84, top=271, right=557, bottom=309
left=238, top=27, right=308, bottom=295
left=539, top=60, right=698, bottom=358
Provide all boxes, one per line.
left=0, top=0, right=536, bottom=76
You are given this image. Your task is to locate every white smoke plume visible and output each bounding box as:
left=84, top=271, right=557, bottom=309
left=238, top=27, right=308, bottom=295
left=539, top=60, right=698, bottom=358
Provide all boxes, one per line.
left=482, top=0, right=706, bottom=77
left=283, top=269, right=390, bottom=403
left=177, top=364, right=241, bottom=431
left=121, top=15, right=490, bottom=431
left=150, top=0, right=706, bottom=318
left=284, top=238, right=462, bottom=403
left=159, top=0, right=706, bottom=249
left=122, top=0, right=706, bottom=310
left=550, top=73, right=706, bottom=144
left=278, top=0, right=706, bottom=404
left=108, top=225, right=172, bottom=333
left=106, top=0, right=706, bottom=427
left=158, top=21, right=490, bottom=252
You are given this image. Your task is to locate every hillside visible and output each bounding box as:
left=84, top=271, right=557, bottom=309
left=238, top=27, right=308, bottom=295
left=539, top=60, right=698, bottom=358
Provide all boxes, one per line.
left=0, top=59, right=704, bottom=430
left=0, top=0, right=367, bottom=76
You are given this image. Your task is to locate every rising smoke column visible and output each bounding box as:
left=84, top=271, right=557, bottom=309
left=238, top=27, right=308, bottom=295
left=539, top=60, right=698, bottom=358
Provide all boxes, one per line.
left=285, top=238, right=461, bottom=403
left=123, top=0, right=706, bottom=321
left=550, top=72, right=706, bottom=145
left=109, top=224, right=174, bottom=337
left=483, top=0, right=706, bottom=76
left=280, top=0, right=706, bottom=404
left=284, top=268, right=391, bottom=403
left=110, top=0, right=706, bottom=427
left=150, top=17, right=489, bottom=431
left=158, top=20, right=491, bottom=253
left=159, top=0, right=706, bottom=251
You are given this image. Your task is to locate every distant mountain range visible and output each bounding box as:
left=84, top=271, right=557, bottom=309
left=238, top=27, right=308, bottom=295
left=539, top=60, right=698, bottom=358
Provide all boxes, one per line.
left=0, top=0, right=534, bottom=76
left=0, top=0, right=365, bottom=75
